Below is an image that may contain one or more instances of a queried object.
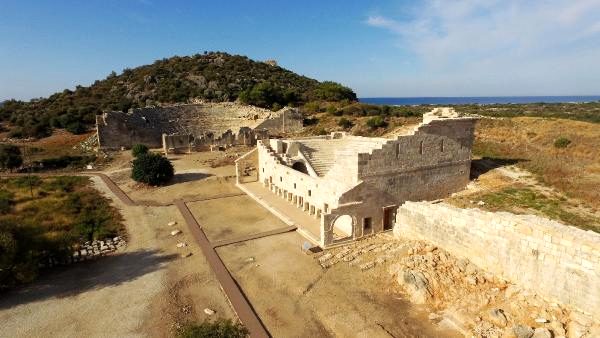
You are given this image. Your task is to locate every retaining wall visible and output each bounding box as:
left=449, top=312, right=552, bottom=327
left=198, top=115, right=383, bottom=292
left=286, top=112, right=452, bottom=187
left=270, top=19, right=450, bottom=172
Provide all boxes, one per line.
left=394, top=201, right=600, bottom=318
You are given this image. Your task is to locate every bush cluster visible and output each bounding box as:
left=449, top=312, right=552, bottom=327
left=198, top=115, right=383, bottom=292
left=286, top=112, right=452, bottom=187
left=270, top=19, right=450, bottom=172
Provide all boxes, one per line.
left=178, top=319, right=248, bottom=338
left=131, top=153, right=174, bottom=186
left=553, top=137, right=571, bottom=148
left=131, top=144, right=149, bottom=157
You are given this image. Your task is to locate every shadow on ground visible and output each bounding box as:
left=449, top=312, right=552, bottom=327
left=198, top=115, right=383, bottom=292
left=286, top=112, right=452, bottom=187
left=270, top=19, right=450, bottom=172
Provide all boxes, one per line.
left=470, top=157, right=526, bottom=180
left=169, top=172, right=212, bottom=185
left=0, top=249, right=176, bottom=310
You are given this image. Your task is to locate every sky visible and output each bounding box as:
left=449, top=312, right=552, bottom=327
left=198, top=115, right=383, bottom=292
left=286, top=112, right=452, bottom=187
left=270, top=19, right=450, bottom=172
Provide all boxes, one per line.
left=1, top=0, right=600, bottom=101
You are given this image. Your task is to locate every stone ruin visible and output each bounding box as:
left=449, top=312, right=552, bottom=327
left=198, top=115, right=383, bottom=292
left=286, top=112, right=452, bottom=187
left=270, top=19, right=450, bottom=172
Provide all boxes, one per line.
left=95, top=102, right=303, bottom=151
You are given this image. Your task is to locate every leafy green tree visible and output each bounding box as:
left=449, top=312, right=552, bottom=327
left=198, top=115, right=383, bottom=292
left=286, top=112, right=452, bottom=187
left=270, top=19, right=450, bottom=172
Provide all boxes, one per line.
left=131, top=153, right=174, bottom=186
left=131, top=144, right=149, bottom=157
left=0, top=144, right=23, bottom=171
left=178, top=319, right=249, bottom=338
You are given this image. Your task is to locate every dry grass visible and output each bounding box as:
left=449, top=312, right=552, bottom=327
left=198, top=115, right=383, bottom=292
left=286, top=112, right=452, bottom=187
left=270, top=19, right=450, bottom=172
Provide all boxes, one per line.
left=474, top=117, right=600, bottom=210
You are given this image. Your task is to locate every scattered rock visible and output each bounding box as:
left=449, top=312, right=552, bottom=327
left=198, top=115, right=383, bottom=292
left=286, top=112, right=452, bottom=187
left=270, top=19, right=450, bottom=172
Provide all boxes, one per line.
left=245, top=257, right=255, bottom=263
left=532, top=328, right=552, bottom=338
left=176, top=242, right=187, bottom=248
left=168, top=221, right=177, bottom=226
left=180, top=252, right=192, bottom=258
left=428, top=312, right=441, bottom=321
left=549, top=320, right=566, bottom=337
left=477, top=200, right=486, bottom=206
left=535, top=318, right=548, bottom=324
left=398, top=270, right=432, bottom=304
left=513, top=324, right=534, bottom=338
left=566, top=320, right=588, bottom=338
left=488, top=308, right=508, bottom=328
left=170, top=230, right=182, bottom=236
left=203, top=308, right=215, bottom=315
left=360, top=261, right=375, bottom=271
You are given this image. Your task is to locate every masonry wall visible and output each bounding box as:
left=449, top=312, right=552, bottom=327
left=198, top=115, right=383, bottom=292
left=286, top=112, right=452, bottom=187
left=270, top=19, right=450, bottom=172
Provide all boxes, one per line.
left=355, top=118, right=476, bottom=206
left=254, top=109, right=303, bottom=134
left=394, top=202, right=600, bottom=318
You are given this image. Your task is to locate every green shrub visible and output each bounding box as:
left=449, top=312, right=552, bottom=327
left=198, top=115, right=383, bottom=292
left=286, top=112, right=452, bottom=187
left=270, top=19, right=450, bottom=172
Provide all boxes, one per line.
left=65, top=121, right=87, bottom=134
left=338, top=118, right=353, bottom=129
left=178, top=319, right=248, bottom=338
left=131, top=144, right=149, bottom=157
left=366, top=116, right=387, bottom=129
left=0, top=220, right=46, bottom=288
left=10, top=175, right=42, bottom=189
left=315, top=127, right=328, bottom=135
left=0, top=144, right=23, bottom=171
left=42, top=176, right=87, bottom=193
left=0, top=190, right=14, bottom=214
left=35, top=155, right=96, bottom=170
left=554, top=137, right=571, bottom=148
left=131, top=153, right=174, bottom=186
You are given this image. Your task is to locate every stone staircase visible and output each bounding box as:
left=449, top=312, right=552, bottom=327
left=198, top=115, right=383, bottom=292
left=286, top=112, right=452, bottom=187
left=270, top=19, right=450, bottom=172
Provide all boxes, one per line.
left=299, top=139, right=387, bottom=176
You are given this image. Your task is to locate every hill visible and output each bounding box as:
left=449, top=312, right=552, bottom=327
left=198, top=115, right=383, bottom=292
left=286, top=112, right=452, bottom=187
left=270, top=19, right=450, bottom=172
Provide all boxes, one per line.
left=0, top=52, right=356, bottom=138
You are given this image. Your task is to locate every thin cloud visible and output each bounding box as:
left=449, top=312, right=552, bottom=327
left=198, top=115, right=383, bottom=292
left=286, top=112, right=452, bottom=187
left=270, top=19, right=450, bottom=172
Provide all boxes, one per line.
left=363, top=0, right=600, bottom=95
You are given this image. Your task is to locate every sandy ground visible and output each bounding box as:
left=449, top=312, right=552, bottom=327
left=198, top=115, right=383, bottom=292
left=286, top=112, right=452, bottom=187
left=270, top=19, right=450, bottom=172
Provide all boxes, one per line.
left=187, top=195, right=289, bottom=242
left=217, top=232, right=456, bottom=337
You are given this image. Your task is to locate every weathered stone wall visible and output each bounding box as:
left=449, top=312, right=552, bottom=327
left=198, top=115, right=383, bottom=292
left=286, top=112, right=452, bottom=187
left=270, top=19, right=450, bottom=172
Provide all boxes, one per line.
left=394, top=201, right=600, bottom=318
left=96, top=103, right=301, bottom=149
left=355, top=117, right=477, bottom=204
left=254, top=108, right=303, bottom=134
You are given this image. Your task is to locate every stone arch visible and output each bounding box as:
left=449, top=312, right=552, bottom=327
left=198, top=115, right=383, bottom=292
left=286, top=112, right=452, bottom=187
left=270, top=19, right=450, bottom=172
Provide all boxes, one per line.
left=291, top=161, right=309, bottom=175
left=331, top=214, right=353, bottom=238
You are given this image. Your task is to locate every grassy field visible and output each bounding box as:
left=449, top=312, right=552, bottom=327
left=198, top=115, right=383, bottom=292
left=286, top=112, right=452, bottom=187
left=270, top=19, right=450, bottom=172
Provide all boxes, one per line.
left=0, top=175, right=123, bottom=287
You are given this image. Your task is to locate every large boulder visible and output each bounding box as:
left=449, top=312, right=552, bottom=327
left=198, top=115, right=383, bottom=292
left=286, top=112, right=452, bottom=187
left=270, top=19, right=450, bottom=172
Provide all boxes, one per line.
left=397, top=269, right=432, bottom=304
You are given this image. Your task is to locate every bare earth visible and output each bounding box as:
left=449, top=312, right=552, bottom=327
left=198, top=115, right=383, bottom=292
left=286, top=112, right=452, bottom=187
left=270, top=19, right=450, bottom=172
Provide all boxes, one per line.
left=0, top=149, right=454, bottom=337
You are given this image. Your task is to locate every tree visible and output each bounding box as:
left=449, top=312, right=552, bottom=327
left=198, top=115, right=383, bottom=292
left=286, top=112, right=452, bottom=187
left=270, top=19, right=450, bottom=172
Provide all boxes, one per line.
left=131, top=153, right=174, bottom=186
left=178, top=319, right=249, bottom=338
left=0, top=145, right=23, bottom=171
left=310, top=81, right=357, bottom=102
left=131, top=144, right=149, bottom=157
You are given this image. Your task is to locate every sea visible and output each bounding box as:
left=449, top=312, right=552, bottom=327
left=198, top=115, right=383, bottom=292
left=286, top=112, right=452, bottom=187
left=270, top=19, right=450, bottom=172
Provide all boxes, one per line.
left=359, top=96, right=600, bottom=106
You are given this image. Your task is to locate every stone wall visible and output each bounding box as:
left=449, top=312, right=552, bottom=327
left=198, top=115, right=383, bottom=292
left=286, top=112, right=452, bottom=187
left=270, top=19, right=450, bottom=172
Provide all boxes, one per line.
left=394, top=201, right=600, bottom=318
left=96, top=103, right=301, bottom=149
left=254, top=107, right=303, bottom=134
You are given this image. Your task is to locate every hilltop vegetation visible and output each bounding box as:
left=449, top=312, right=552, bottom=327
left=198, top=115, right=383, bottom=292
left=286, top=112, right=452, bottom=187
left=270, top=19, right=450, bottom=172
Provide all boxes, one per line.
left=0, top=52, right=356, bottom=139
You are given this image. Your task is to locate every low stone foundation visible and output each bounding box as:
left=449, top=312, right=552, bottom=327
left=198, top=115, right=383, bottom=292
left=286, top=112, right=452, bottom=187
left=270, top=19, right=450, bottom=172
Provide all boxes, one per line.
left=394, top=202, right=600, bottom=318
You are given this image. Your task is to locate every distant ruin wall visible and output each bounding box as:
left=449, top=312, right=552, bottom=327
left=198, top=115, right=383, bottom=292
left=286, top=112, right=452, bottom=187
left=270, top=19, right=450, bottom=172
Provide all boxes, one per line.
left=96, top=104, right=302, bottom=149
left=394, top=202, right=600, bottom=318
left=254, top=109, right=303, bottom=134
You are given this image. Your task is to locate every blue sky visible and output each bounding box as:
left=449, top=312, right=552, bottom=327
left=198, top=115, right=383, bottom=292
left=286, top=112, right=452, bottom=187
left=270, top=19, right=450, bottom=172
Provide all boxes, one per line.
left=1, top=0, right=600, bottom=101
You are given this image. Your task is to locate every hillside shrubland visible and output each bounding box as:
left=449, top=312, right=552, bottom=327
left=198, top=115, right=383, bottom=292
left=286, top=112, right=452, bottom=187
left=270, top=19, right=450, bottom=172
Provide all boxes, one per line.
left=0, top=52, right=356, bottom=138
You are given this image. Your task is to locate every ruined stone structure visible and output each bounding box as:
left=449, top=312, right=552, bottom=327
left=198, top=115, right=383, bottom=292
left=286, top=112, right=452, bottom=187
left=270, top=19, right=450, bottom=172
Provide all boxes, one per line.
left=244, top=108, right=477, bottom=248
left=96, top=103, right=303, bottom=150
left=394, top=201, right=600, bottom=318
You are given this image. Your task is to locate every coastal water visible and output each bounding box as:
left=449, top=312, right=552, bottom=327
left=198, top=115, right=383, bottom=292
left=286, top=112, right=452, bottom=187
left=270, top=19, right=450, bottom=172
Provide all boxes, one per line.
left=359, top=96, right=600, bottom=105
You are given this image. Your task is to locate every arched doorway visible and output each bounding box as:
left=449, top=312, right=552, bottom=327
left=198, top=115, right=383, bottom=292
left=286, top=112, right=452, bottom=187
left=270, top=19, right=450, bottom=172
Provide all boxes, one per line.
left=292, top=161, right=309, bottom=175
left=332, top=215, right=353, bottom=238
